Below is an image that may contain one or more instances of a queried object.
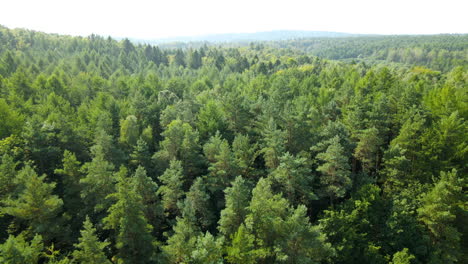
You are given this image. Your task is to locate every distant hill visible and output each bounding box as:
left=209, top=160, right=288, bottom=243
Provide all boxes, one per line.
left=142, top=30, right=361, bottom=44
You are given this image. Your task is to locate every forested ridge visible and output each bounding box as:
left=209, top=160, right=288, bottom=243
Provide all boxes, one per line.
left=0, top=25, right=466, bottom=263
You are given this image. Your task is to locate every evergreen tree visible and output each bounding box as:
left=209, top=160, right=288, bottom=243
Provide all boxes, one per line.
left=0, top=234, right=43, bottom=264
left=225, top=224, right=268, bottom=264
left=218, top=176, right=251, bottom=238
left=316, top=136, right=352, bottom=205
left=103, top=171, right=155, bottom=263
left=72, top=216, right=111, bottom=264
left=157, top=159, right=185, bottom=216
left=54, top=150, right=83, bottom=229
left=119, top=115, right=139, bottom=147
left=245, top=178, right=333, bottom=263
left=0, top=154, right=17, bottom=198
left=129, top=137, right=152, bottom=171
left=80, top=144, right=115, bottom=213
left=231, top=134, right=259, bottom=178
left=132, top=166, right=163, bottom=234
left=418, top=169, right=464, bottom=263
left=270, top=152, right=317, bottom=205
left=191, top=232, right=224, bottom=264
left=203, top=133, right=237, bottom=193
left=153, top=119, right=203, bottom=177
left=163, top=217, right=199, bottom=263
left=179, top=178, right=214, bottom=231
left=261, top=118, right=287, bottom=170
left=2, top=165, right=63, bottom=242
left=390, top=248, right=416, bottom=264
left=353, top=127, right=383, bottom=175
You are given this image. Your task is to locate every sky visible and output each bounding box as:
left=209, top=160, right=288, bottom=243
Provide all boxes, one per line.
left=1, top=0, right=467, bottom=39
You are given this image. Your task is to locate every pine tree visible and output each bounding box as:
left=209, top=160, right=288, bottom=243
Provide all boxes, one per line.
left=191, top=232, right=224, bottom=264
left=179, top=178, right=214, bottom=230
left=418, top=169, right=464, bottom=263
left=129, top=137, right=151, bottom=171
left=2, top=165, right=63, bottom=241
left=0, top=234, right=43, bottom=264
left=72, top=216, right=111, bottom=264
left=153, top=119, right=203, bottom=177
left=270, top=152, right=317, bottom=205
left=132, top=166, right=163, bottom=233
left=218, top=176, right=251, bottom=238
left=354, top=127, right=383, bottom=175
left=203, top=133, right=237, bottom=193
left=390, top=248, right=415, bottom=264
left=261, top=118, right=287, bottom=170
left=163, top=217, right=199, bottom=263
left=54, top=150, right=83, bottom=228
left=103, top=173, right=155, bottom=263
left=225, top=224, right=267, bottom=264
left=157, top=159, right=185, bottom=216
left=80, top=143, right=115, bottom=213
left=316, top=136, right=352, bottom=205
left=119, top=115, right=139, bottom=147
left=231, top=134, right=259, bottom=178
left=244, top=178, right=333, bottom=263
left=0, top=154, right=17, bottom=198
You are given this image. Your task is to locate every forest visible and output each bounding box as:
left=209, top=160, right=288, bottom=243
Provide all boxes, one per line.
left=0, top=25, right=466, bottom=263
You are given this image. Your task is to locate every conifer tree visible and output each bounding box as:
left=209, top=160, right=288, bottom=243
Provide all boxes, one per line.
left=0, top=154, right=17, bottom=198
left=2, top=166, right=63, bottom=241
left=163, top=217, right=199, bottom=263
left=225, top=224, right=267, bottom=264
left=316, top=136, right=352, bottom=205
left=270, top=152, right=316, bottom=205
left=132, top=166, right=163, bottom=233
left=157, top=159, right=185, bottom=216
left=191, top=232, right=224, bottom=264
left=218, top=176, right=251, bottom=238
left=55, top=150, right=83, bottom=228
left=103, top=171, right=155, bottom=263
left=80, top=143, right=115, bottom=213
left=418, top=169, right=464, bottom=263
left=179, top=178, right=214, bottom=230
left=0, top=234, right=43, bottom=264
left=73, top=216, right=111, bottom=264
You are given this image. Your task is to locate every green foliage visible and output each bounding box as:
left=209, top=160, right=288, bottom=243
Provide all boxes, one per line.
left=80, top=143, right=115, bottom=213
left=391, top=248, right=416, bottom=264
left=2, top=165, right=63, bottom=241
left=319, top=184, right=387, bottom=264
left=191, top=232, right=224, bottom=264
left=119, top=115, right=139, bottom=147
left=316, top=136, right=352, bottom=204
left=73, top=216, right=111, bottom=264
left=270, top=152, right=317, bottom=205
left=0, top=99, right=23, bottom=139
left=218, top=176, right=251, bottom=238
left=418, top=170, right=464, bottom=263
left=0, top=25, right=465, bottom=263
left=163, top=217, right=199, bottom=263
left=103, top=170, right=155, bottom=263
left=0, top=154, right=17, bottom=198
left=244, top=178, right=334, bottom=263
left=154, top=119, right=203, bottom=177
left=157, top=159, right=185, bottom=216
left=225, top=224, right=268, bottom=264
left=179, top=178, right=214, bottom=230
left=0, top=234, right=43, bottom=264
left=196, top=100, right=228, bottom=140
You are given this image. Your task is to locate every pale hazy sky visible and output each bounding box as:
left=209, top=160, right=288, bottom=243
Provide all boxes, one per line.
left=1, top=0, right=467, bottom=39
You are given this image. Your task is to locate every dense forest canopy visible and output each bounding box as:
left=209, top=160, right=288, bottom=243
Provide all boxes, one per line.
left=0, top=25, right=466, bottom=263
